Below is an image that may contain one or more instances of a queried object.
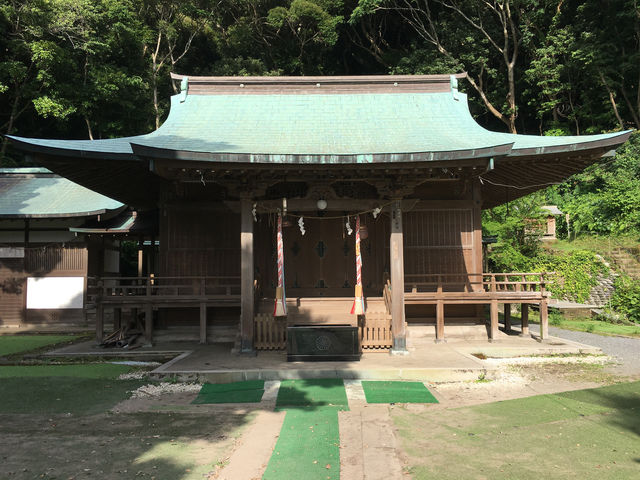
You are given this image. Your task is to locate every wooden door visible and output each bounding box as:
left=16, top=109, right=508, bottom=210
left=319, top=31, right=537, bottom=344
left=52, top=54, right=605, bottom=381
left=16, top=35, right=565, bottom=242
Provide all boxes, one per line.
left=284, top=217, right=352, bottom=296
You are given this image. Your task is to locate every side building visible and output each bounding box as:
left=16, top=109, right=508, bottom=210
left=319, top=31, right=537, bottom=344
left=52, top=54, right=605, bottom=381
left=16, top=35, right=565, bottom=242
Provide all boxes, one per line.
left=0, top=168, right=124, bottom=330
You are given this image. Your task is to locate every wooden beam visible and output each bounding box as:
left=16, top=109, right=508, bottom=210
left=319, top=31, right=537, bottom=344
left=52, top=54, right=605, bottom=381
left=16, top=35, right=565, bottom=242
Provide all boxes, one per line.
left=390, top=200, right=407, bottom=353
left=489, top=299, right=499, bottom=340
left=504, top=303, right=511, bottom=332
left=435, top=300, right=445, bottom=342
left=539, top=298, right=549, bottom=340
left=520, top=303, right=529, bottom=336
left=199, top=302, right=207, bottom=344
left=240, top=198, right=255, bottom=354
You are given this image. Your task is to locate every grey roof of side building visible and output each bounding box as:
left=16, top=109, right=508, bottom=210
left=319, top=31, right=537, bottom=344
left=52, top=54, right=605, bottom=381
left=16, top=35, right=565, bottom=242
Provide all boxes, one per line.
left=0, top=168, right=124, bottom=218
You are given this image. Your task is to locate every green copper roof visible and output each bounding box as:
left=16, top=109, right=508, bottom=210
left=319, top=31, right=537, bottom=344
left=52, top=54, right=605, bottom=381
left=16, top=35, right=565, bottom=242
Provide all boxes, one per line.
left=0, top=169, right=124, bottom=218
left=7, top=76, right=631, bottom=164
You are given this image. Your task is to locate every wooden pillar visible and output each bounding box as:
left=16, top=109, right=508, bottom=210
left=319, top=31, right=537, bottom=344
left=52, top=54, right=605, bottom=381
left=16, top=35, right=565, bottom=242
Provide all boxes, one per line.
left=144, top=304, right=153, bottom=344
left=199, top=302, right=207, bottom=344
left=489, top=299, right=499, bottom=340
left=137, top=239, right=143, bottom=278
left=240, top=198, right=255, bottom=354
left=504, top=303, right=511, bottom=332
left=95, top=278, right=103, bottom=343
left=144, top=277, right=152, bottom=344
left=113, top=308, right=121, bottom=331
left=435, top=300, right=445, bottom=343
left=520, top=303, right=529, bottom=336
left=471, top=179, right=483, bottom=289
left=539, top=298, right=549, bottom=340
left=390, top=200, right=407, bottom=353
left=96, top=302, right=104, bottom=344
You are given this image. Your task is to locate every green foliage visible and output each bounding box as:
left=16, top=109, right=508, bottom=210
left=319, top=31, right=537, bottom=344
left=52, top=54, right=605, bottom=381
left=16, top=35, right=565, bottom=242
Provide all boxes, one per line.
left=557, top=133, right=640, bottom=236
left=483, top=191, right=547, bottom=272
left=532, top=250, right=607, bottom=303
left=610, top=275, right=640, bottom=323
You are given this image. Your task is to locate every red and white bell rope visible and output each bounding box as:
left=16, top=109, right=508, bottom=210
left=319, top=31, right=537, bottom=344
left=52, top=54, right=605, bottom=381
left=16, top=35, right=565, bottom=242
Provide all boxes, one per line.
left=351, top=215, right=365, bottom=315
left=274, top=213, right=287, bottom=316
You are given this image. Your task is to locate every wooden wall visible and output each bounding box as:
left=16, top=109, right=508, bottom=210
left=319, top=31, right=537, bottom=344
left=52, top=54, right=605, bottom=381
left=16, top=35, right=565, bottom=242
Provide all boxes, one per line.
left=0, top=245, right=88, bottom=327
left=159, top=204, right=240, bottom=277
left=403, top=202, right=479, bottom=278
left=158, top=203, right=241, bottom=325
left=403, top=200, right=483, bottom=324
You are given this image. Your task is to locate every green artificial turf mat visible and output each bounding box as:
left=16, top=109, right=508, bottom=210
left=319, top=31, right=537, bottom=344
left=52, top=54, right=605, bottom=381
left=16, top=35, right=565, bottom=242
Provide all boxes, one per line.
left=361, top=381, right=439, bottom=404
left=191, top=380, right=265, bottom=404
left=0, top=335, right=77, bottom=356
left=275, top=379, right=349, bottom=410
left=262, top=408, right=340, bottom=480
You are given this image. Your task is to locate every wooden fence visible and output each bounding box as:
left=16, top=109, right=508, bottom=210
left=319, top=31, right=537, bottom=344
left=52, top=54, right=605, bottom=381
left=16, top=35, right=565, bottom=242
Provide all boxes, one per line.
left=254, top=313, right=287, bottom=350
left=253, top=312, right=393, bottom=351
left=359, top=312, right=393, bottom=349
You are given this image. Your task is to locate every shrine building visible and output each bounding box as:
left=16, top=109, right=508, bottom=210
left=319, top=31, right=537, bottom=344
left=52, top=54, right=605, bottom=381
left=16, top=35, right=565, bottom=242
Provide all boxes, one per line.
left=8, top=74, right=631, bottom=355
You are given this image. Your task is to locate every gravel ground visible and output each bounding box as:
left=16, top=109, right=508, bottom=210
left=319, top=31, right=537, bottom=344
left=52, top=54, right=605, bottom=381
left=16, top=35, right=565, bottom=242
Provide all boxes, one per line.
left=528, top=323, right=640, bottom=375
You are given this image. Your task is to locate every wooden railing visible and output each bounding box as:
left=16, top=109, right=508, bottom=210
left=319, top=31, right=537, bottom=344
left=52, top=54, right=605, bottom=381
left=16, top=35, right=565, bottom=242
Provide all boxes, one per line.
left=404, top=272, right=551, bottom=297
left=383, top=278, right=392, bottom=315
left=88, top=276, right=242, bottom=302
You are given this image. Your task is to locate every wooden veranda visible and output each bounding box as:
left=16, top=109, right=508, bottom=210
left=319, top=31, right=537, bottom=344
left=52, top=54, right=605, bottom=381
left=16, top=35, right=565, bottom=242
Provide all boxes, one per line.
left=90, top=271, right=551, bottom=349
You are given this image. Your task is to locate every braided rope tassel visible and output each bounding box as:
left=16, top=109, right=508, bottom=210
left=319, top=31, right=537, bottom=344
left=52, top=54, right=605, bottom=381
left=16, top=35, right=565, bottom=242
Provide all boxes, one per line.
left=351, top=215, right=365, bottom=315
left=274, top=213, right=287, bottom=317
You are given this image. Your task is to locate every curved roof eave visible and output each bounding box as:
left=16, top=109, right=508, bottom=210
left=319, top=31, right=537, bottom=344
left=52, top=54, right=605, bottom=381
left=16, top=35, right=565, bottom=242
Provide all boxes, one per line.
left=130, top=142, right=515, bottom=165
left=506, top=130, right=633, bottom=156
left=0, top=205, right=126, bottom=219
left=5, top=135, right=139, bottom=160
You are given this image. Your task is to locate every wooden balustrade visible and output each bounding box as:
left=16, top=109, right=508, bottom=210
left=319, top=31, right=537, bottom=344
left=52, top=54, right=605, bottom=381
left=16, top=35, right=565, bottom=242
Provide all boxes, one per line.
left=89, top=275, right=242, bottom=300
left=403, top=272, right=551, bottom=296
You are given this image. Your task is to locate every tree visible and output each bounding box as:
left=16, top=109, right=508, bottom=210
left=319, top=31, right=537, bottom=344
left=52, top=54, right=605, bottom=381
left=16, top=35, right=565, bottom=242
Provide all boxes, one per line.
left=352, top=0, right=527, bottom=133
left=266, top=0, right=344, bottom=74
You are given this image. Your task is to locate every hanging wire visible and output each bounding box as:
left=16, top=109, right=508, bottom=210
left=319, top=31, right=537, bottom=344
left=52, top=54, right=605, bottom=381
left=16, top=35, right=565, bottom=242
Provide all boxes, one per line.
left=254, top=199, right=396, bottom=220
left=479, top=176, right=562, bottom=190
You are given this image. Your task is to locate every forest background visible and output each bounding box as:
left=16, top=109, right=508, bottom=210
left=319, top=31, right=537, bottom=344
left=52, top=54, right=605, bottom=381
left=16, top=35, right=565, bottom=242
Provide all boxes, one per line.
left=2, top=0, right=640, bottom=322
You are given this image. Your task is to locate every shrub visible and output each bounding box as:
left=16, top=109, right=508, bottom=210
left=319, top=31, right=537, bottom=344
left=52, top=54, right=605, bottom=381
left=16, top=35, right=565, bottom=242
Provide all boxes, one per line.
left=532, top=250, right=607, bottom=303
left=609, top=275, right=640, bottom=323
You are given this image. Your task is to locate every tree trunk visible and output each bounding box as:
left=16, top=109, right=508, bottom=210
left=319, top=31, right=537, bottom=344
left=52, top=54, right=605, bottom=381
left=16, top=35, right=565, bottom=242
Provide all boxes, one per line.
left=0, top=90, right=22, bottom=162
left=600, top=72, right=625, bottom=130
left=84, top=116, right=94, bottom=140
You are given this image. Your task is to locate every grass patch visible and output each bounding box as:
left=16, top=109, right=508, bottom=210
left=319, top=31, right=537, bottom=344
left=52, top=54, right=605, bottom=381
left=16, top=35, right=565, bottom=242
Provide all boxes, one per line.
left=393, top=381, right=640, bottom=480
left=275, top=379, right=349, bottom=410
left=0, top=364, right=141, bottom=414
left=191, top=380, right=265, bottom=404
left=0, top=363, right=133, bottom=378
left=361, top=381, right=439, bottom=404
left=509, top=309, right=640, bottom=338
left=0, top=334, right=78, bottom=356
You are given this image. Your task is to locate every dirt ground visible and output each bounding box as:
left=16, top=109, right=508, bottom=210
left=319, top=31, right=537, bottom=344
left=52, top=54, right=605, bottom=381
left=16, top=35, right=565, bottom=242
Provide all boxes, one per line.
left=121, top=356, right=638, bottom=480
left=2, top=356, right=636, bottom=480
left=0, top=409, right=253, bottom=480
